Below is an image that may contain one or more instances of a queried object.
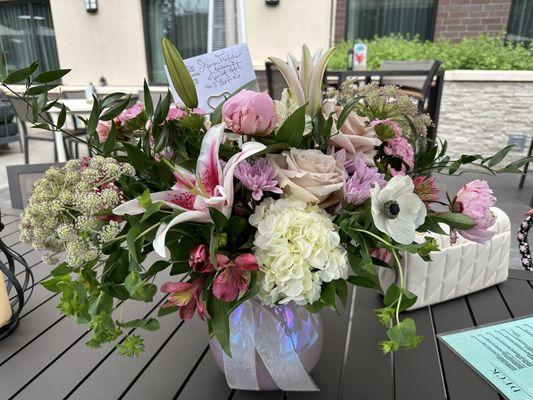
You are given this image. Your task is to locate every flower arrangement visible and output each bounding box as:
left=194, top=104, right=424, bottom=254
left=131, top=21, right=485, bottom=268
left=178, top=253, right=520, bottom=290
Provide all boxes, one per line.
left=3, top=39, right=530, bottom=357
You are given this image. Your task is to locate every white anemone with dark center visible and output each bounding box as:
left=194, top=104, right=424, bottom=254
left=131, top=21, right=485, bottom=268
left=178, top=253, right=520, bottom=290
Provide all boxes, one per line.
left=371, top=175, right=427, bottom=244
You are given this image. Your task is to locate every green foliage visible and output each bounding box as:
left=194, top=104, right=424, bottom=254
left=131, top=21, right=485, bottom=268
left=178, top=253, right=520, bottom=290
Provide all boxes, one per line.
left=330, top=35, right=533, bottom=71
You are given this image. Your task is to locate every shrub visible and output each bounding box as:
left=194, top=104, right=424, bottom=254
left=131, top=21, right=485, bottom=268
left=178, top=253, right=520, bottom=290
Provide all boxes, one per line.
left=329, top=35, right=533, bottom=71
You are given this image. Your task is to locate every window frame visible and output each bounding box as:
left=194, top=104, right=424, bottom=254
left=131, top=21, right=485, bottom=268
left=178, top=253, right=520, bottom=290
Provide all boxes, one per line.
left=343, top=0, right=439, bottom=42
left=506, top=0, right=532, bottom=45
left=0, top=0, right=60, bottom=74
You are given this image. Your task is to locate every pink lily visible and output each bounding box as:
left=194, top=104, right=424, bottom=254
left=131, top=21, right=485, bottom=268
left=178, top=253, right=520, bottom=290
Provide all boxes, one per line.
left=160, top=276, right=209, bottom=320
left=113, top=124, right=265, bottom=257
left=212, top=253, right=259, bottom=302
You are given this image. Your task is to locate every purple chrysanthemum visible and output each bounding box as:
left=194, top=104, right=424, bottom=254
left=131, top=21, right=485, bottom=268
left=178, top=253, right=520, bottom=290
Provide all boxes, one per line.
left=234, top=158, right=283, bottom=201
left=344, top=153, right=386, bottom=205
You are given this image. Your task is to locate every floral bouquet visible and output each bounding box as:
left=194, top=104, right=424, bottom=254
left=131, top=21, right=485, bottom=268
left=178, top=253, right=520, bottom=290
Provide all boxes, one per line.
left=2, top=39, right=530, bottom=370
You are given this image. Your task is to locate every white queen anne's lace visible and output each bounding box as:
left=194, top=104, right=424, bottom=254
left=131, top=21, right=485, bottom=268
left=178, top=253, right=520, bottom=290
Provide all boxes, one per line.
left=249, top=196, right=349, bottom=306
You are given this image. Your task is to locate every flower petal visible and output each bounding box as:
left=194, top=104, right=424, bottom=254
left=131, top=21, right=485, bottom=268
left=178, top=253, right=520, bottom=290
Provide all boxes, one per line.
left=234, top=253, right=259, bottom=271
left=196, top=124, right=225, bottom=196
left=153, top=210, right=211, bottom=258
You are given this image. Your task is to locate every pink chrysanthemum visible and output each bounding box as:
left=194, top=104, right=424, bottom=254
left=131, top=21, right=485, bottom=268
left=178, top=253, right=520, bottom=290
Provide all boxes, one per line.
left=234, top=158, right=283, bottom=201
left=344, top=153, right=386, bottom=205
left=452, top=179, right=496, bottom=244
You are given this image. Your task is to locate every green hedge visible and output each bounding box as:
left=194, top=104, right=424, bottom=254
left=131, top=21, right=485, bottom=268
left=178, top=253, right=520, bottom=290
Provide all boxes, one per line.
left=329, top=35, right=533, bottom=71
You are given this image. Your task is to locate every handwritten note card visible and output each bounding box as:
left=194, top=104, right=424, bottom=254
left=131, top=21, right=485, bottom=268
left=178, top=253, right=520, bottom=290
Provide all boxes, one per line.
left=439, top=315, right=533, bottom=399
left=165, top=43, right=257, bottom=113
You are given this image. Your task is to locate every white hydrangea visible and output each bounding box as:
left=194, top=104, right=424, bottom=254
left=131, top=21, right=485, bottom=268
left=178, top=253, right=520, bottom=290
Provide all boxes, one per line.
left=250, top=196, right=349, bottom=306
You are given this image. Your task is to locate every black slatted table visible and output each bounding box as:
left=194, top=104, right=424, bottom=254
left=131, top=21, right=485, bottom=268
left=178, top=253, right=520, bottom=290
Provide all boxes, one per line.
left=1, top=212, right=532, bottom=400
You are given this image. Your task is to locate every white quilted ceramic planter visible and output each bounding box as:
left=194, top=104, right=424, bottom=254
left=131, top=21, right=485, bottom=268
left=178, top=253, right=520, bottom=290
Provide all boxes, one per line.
left=378, top=207, right=510, bottom=310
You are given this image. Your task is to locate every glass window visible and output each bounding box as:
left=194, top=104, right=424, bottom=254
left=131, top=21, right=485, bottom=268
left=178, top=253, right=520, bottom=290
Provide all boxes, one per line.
left=507, top=0, right=533, bottom=44
left=144, top=0, right=209, bottom=84
left=0, top=1, right=59, bottom=74
left=346, top=0, right=437, bottom=41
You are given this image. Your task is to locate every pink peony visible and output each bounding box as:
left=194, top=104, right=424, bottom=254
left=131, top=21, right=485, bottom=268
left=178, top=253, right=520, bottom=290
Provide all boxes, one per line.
left=234, top=158, right=283, bottom=201
left=222, top=90, right=278, bottom=136
left=118, top=102, right=145, bottom=124
left=452, top=179, right=496, bottom=244
left=212, top=253, right=259, bottom=302
left=384, top=136, right=415, bottom=174
left=188, top=244, right=214, bottom=273
left=96, top=120, right=112, bottom=143
left=160, top=276, right=209, bottom=320
left=344, top=153, right=386, bottom=205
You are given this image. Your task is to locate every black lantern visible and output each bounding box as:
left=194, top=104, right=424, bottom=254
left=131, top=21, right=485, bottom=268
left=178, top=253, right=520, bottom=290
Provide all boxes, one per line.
left=0, top=211, right=34, bottom=340
left=84, top=0, right=98, bottom=13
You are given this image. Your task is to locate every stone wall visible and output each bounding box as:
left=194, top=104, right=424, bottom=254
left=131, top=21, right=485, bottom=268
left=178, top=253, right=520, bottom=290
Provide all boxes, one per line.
left=437, top=70, right=533, bottom=162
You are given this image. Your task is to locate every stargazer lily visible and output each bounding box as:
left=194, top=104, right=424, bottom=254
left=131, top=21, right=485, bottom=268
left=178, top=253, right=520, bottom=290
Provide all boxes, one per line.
left=269, top=44, right=335, bottom=118
left=113, top=124, right=265, bottom=257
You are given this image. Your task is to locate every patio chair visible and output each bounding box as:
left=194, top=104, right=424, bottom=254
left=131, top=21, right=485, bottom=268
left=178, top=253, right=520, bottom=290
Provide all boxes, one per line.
left=6, top=162, right=61, bottom=209
left=7, top=95, right=83, bottom=163
left=0, top=92, right=23, bottom=153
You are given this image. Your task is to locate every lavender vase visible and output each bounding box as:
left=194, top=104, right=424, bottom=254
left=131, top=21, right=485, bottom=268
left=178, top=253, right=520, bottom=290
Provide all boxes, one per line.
left=209, top=299, right=324, bottom=391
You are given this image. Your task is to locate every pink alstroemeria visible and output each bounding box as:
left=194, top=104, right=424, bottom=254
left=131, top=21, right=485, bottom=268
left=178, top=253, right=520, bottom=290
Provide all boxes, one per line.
left=113, top=124, right=266, bottom=257
left=160, top=277, right=209, bottom=320
left=212, top=253, right=259, bottom=302
left=189, top=243, right=214, bottom=273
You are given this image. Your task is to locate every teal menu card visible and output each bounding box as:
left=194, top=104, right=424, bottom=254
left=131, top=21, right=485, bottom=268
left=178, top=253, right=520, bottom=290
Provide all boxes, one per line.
left=439, top=316, right=533, bottom=400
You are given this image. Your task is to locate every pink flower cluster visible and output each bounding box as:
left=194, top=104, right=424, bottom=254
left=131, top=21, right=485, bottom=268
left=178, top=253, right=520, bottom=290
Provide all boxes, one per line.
left=161, top=244, right=259, bottom=319
left=384, top=136, right=415, bottom=175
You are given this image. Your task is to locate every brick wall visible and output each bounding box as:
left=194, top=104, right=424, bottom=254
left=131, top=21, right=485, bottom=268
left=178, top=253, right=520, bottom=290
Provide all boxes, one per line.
left=434, top=0, right=512, bottom=40
left=334, top=0, right=347, bottom=43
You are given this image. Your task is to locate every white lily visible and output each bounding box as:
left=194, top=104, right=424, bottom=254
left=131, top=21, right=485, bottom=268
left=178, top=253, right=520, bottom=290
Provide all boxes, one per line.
left=113, top=124, right=266, bottom=257
left=269, top=44, right=335, bottom=118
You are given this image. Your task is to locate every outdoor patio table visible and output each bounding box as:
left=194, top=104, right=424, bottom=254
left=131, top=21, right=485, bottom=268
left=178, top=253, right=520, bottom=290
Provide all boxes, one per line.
left=0, top=209, right=532, bottom=399
left=47, top=99, right=93, bottom=163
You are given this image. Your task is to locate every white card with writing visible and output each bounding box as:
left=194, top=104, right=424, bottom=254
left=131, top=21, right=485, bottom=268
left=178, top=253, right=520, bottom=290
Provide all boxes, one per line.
left=165, top=43, right=258, bottom=113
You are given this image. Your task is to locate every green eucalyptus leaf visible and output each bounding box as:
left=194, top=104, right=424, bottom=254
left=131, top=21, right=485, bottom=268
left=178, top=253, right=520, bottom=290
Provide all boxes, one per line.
left=124, top=271, right=143, bottom=296
left=274, top=104, right=306, bottom=147
left=487, top=145, right=513, bottom=167
left=3, top=61, right=39, bottom=84
left=207, top=294, right=231, bottom=356
left=209, top=207, right=227, bottom=230
left=117, top=318, right=160, bottom=331
left=143, top=79, right=154, bottom=116
left=33, top=68, right=71, bottom=83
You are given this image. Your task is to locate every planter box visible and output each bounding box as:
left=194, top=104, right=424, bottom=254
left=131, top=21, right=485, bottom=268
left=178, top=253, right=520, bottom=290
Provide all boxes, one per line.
left=378, top=207, right=510, bottom=310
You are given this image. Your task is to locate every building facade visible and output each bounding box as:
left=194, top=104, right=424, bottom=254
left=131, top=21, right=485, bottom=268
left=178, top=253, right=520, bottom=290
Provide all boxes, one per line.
left=0, top=0, right=530, bottom=88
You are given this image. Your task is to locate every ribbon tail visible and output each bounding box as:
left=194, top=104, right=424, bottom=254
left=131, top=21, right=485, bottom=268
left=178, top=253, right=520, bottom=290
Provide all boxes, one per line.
left=222, top=302, right=260, bottom=390
left=253, top=303, right=319, bottom=391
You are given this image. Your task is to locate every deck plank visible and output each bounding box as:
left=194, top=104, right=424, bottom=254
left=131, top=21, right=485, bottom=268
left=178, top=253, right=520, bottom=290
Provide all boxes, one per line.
left=119, top=317, right=209, bottom=400
left=431, top=297, right=500, bottom=400
left=497, top=277, right=533, bottom=317
left=288, top=288, right=353, bottom=400
left=175, top=350, right=232, bottom=400
left=339, top=287, right=393, bottom=400
left=394, top=307, right=447, bottom=400
left=15, top=289, right=170, bottom=400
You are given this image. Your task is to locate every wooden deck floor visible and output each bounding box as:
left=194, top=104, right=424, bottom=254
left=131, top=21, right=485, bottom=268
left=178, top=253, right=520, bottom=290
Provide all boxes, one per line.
left=1, top=211, right=532, bottom=400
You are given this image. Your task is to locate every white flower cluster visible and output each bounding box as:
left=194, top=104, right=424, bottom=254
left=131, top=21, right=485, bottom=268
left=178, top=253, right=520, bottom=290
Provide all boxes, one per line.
left=249, top=196, right=349, bottom=306
left=20, top=156, right=134, bottom=268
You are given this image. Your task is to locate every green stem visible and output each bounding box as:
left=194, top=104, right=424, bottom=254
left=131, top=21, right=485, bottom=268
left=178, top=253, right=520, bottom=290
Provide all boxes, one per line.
left=135, top=222, right=161, bottom=242
left=391, top=248, right=404, bottom=325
